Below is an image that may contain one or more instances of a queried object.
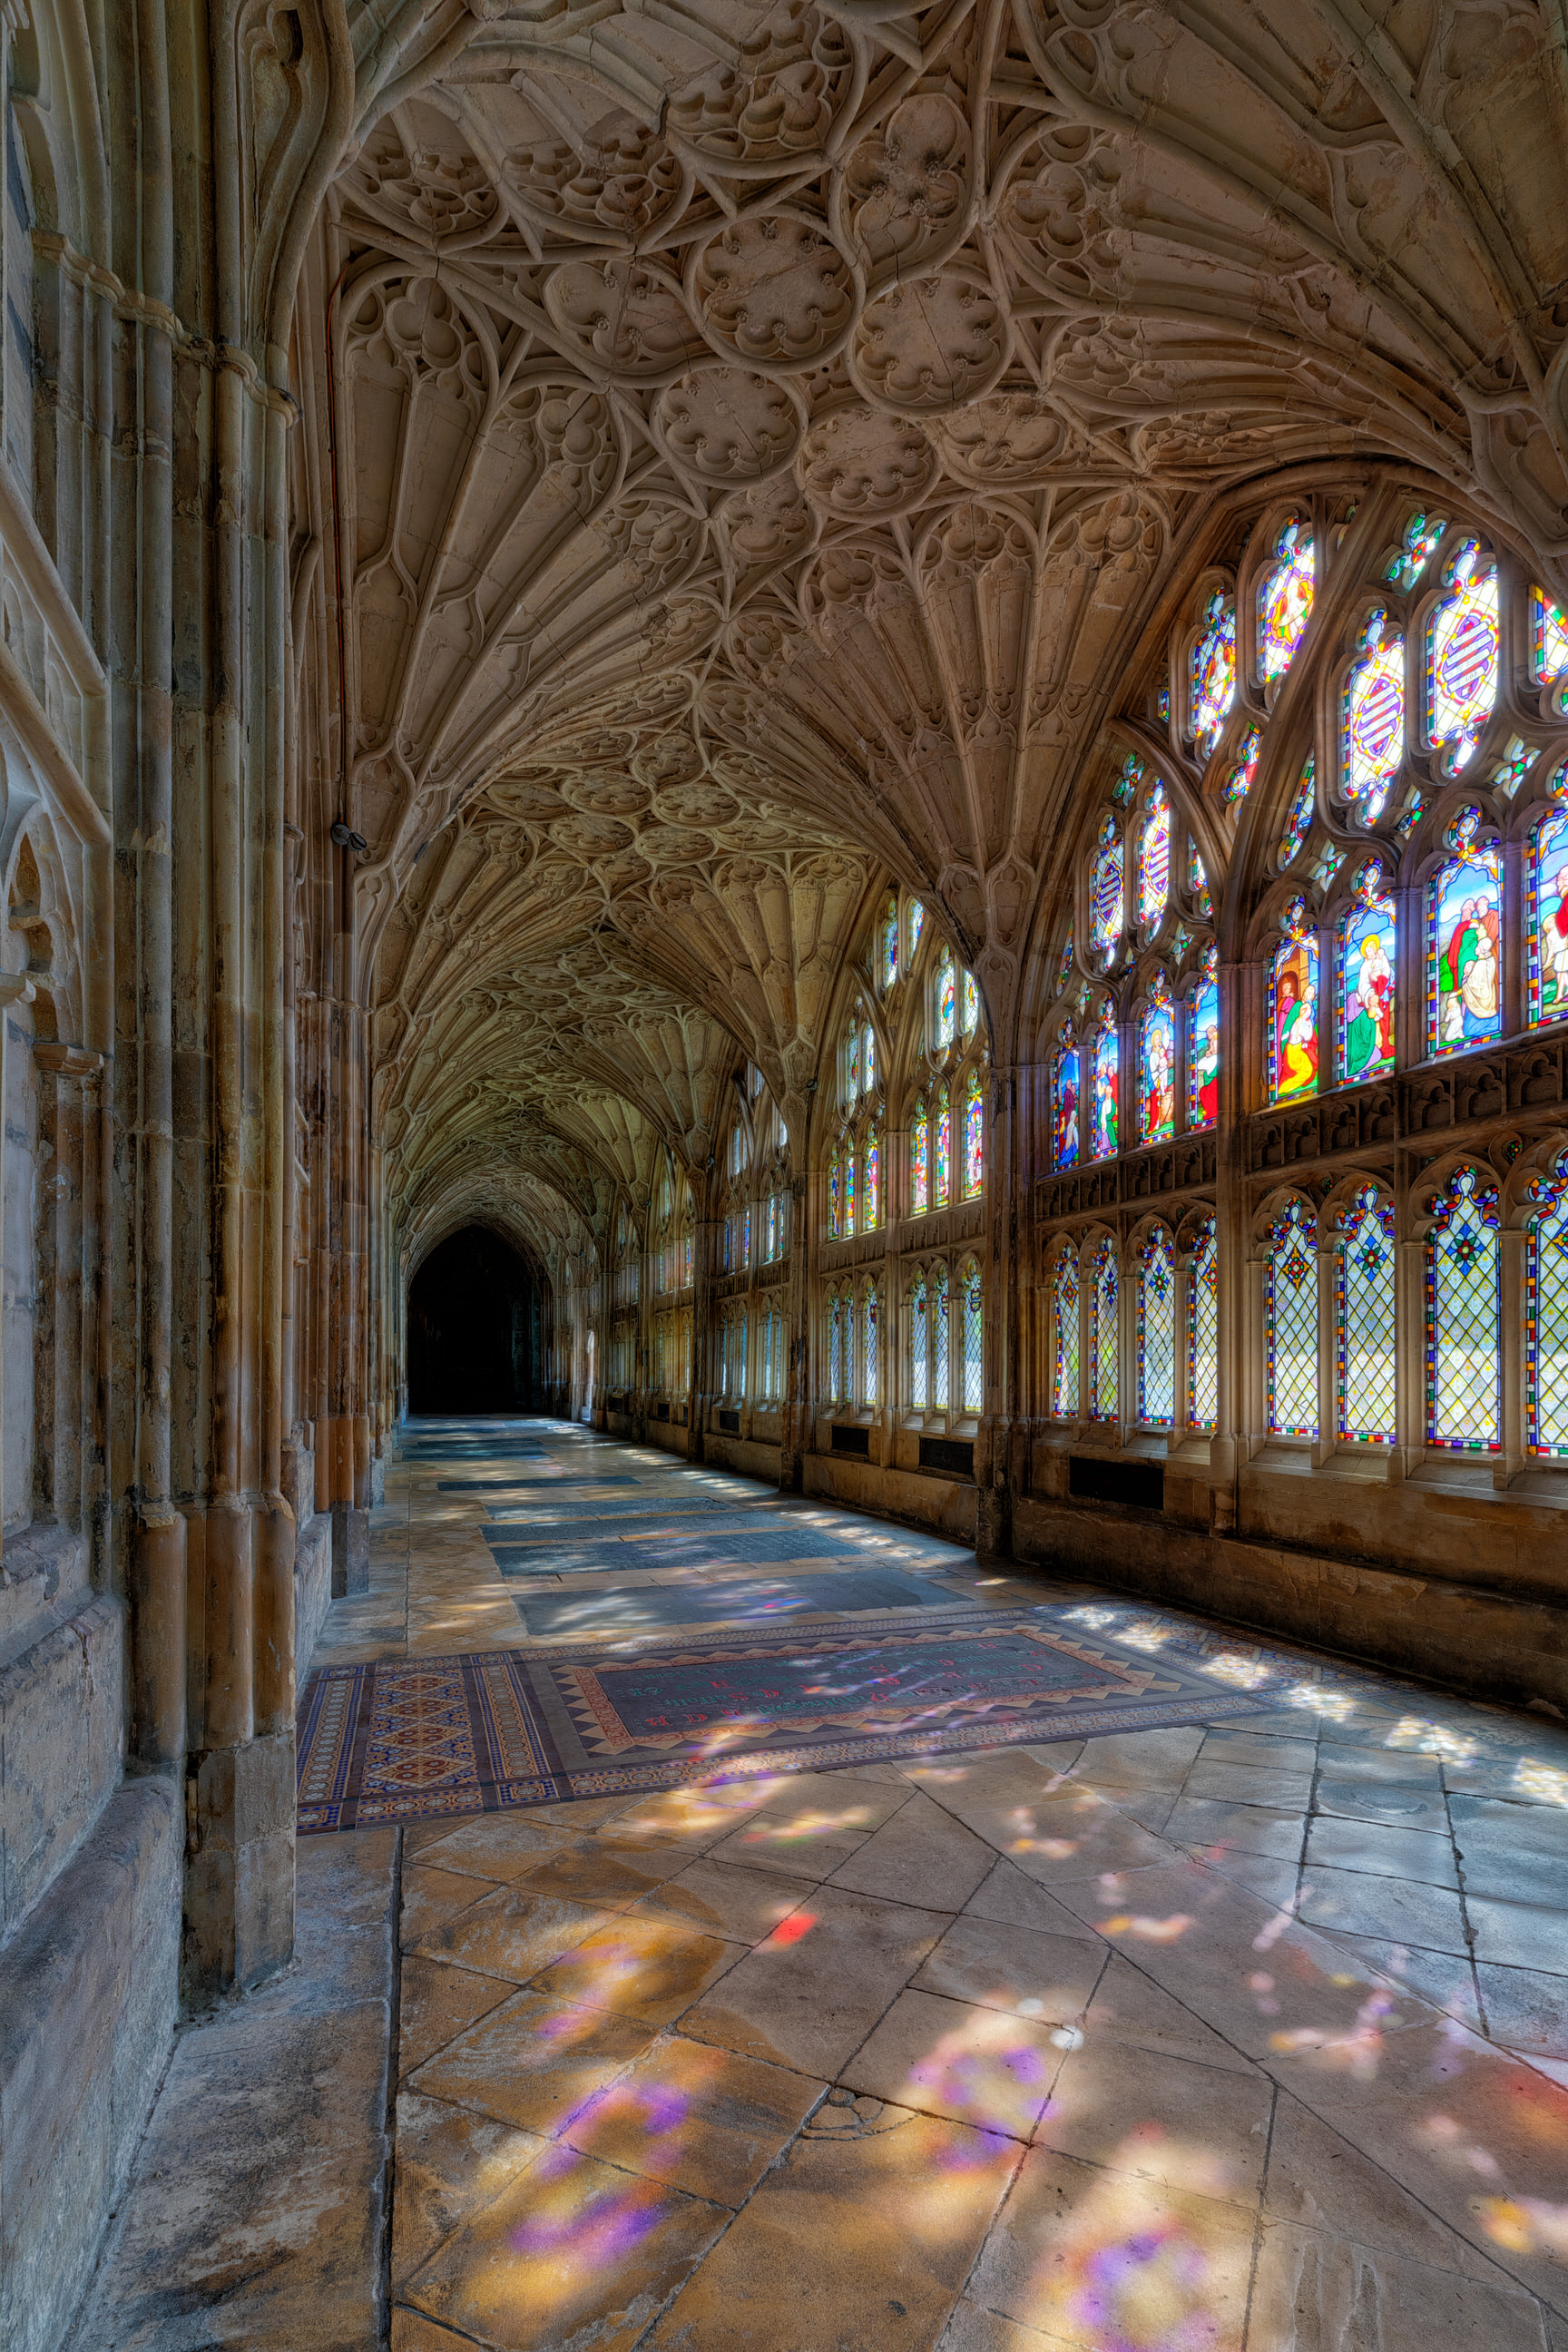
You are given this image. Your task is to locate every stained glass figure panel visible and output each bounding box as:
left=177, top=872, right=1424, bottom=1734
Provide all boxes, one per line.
left=1342, top=612, right=1405, bottom=820
left=1426, top=540, right=1498, bottom=770
left=1527, top=1179, right=1568, bottom=1455
left=1532, top=584, right=1568, bottom=687
left=1188, top=947, right=1220, bottom=1132
left=911, top=1099, right=930, bottom=1213
left=1138, top=785, right=1171, bottom=925
left=1191, top=591, right=1236, bottom=755
left=962, top=1261, right=983, bottom=1412
left=1338, top=1186, right=1396, bottom=1443
left=1140, top=981, right=1176, bottom=1145
left=1090, top=1240, right=1119, bottom=1422
left=1053, top=1038, right=1081, bottom=1170
left=1428, top=811, right=1501, bottom=1057
left=1091, top=1005, right=1120, bottom=1159
left=936, top=950, right=956, bottom=1047
left=934, top=1083, right=952, bottom=1206
left=1053, top=1252, right=1080, bottom=1419
left=1259, top=517, right=1315, bottom=681
left=1426, top=1165, right=1500, bottom=1450
left=1188, top=1220, right=1218, bottom=1431
left=1138, top=1229, right=1176, bottom=1425
left=1267, top=1198, right=1318, bottom=1437
left=910, top=1271, right=929, bottom=1409
left=1338, top=875, right=1396, bottom=1085
left=1528, top=806, right=1568, bottom=1027
left=1269, top=901, right=1319, bottom=1103
left=962, top=1072, right=985, bottom=1196
left=1091, top=815, right=1124, bottom=958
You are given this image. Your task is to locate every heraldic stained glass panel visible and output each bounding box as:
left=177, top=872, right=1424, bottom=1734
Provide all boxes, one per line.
left=1140, top=977, right=1176, bottom=1145
left=1428, top=808, right=1502, bottom=1058
left=1090, top=1240, right=1118, bottom=1421
left=962, top=1261, right=983, bottom=1411
left=1189, top=1218, right=1219, bottom=1431
left=1269, top=899, right=1319, bottom=1104
left=1529, top=803, right=1568, bottom=1027
left=1259, top=517, right=1315, bottom=681
left=1138, top=1228, right=1176, bottom=1425
left=1338, top=1185, right=1397, bottom=1443
left=1267, top=1198, right=1318, bottom=1438
left=1342, top=612, right=1405, bottom=821
left=1189, top=946, right=1220, bottom=1132
left=1426, top=540, right=1499, bottom=770
left=1053, top=1251, right=1080, bottom=1419
left=1527, top=1170, right=1568, bottom=1455
left=1054, top=1035, right=1081, bottom=1170
left=1138, top=784, right=1171, bottom=926
left=910, top=1270, right=929, bottom=1409
left=936, top=949, right=956, bottom=1047
left=934, top=1083, right=952, bottom=1206
left=1191, top=591, right=1236, bottom=755
left=1338, top=867, right=1396, bottom=1085
left=911, top=1097, right=930, bottom=1213
left=1532, top=584, right=1568, bottom=688
left=1091, top=1004, right=1120, bottom=1159
left=962, top=1071, right=984, bottom=1196
left=1426, top=1164, right=1501, bottom=1451
left=1091, top=814, right=1124, bottom=958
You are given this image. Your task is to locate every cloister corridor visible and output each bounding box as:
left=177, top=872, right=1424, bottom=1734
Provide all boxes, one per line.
left=62, top=1417, right=1568, bottom=2352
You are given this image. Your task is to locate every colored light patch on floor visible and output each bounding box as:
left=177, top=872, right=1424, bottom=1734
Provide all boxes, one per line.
left=510, top=1570, right=961, bottom=1635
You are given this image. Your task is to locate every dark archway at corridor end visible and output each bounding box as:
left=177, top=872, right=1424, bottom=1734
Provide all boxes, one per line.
left=407, top=1225, right=550, bottom=1414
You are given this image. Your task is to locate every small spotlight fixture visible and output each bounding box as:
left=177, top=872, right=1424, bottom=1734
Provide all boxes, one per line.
left=329, top=820, right=368, bottom=853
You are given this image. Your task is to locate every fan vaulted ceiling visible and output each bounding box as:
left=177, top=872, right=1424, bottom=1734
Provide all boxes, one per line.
left=315, top=0, right=1568, bottom=1259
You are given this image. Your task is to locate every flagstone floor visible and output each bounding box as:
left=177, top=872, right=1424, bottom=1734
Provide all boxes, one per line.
left=68, top=1417, right=1568, bottom=2351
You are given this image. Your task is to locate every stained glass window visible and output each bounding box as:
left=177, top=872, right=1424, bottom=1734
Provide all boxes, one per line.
left=864, top=1124, right=881, bottom=1229
left=1527, top=1165, right=1568, bottom=1455
left=1426, top=1164, right=1500, bottom=1451
left=1156, top=683, right=1171, bottom=723
left=1054, top=936, right=1073, bottom=996
left=1090, top=1001, right=1120, bottom=1159
left=741, top=1206, right=752, bottom=1267
left=1190, top=839, right=1211, bottom=920
left=1053, top=1031, right=1081, bottom=1170
left=1279, top=756, right=1315, bottom=867
left=1259, top=516, right=1315, bottom=681
left=1338, top=1185, right=1396, bottom=1443
left=828, top=1284, right=848, bottom=1404
left=828, top=1149, right=841, bottom=1240
left=879, top=895, right=898, bottom=991
left=1387, top=509, right=1446, bottom=592
left=961, top=968, right=979, bottom=1038
left=911, top=1096, right=930, bottom=1212
left=933, top=1263, right=950, bottom=1410
left=1188, top=946, right=1220, bottom=1132
left=1267, top=1197, right=1318, bottom=1437
left=861, top=1280, right=878, bottom=1406
left=1338, top=862, right=1396, bottom=1085
left=1191, top=590, right=1236, bottom=755
left=1091, top=813, right=1124, bottom=959
left=681, top=1232, right=692, bottom=1288
left=1138, top=784, right=1171, bottom=925
left=1532, top=584, right=1568, bottom=688
left=862, top=1024, right=877, bottom=1097
left=934, top=1082, right=952, bottom=1206
left=1053, top=1250, right=1080, bottom=1419
left=1528, top=800, right=1568, bottom=1026
left=908, top=898, right=925, bottom=956
left=1090, top=1238, right=1119, bottom=1421
left=1137, top=1228, right=1176, bottom=1425
left=962, top=1070, right=985, bottom=1197
left=1224, top=726, right=1262, bottom=809
left=1112, top=753, right=1142, bottom=808
left=1188, top=1217, right=1218, bottom=1431
left=1140, top=974, right=1176, bottom=1145
left=936, top=949, right=956, bottom=1047
left=842, top=1146, right=856, bottom=1237
left=910, top=1269, right=929, bottom=1409
left=844, top=1023, right=861, bottom=1107
left=1426, top=540, right=1498, bottom=770
left=1269, top=897, right=1319, bottom=1103
left=1428, top=807, right=1501, bottom=1057
left=961, top=1259, right=983, bottom=1412
left=1342, top=610, right=1405, bottom=821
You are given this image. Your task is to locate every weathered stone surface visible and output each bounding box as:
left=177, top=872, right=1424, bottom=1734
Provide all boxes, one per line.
left=0, top=1592, right=124, bottom=1934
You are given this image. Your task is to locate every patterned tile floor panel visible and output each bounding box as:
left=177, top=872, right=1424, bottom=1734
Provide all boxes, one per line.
left=81, top=1416, right=1568, bottom=2351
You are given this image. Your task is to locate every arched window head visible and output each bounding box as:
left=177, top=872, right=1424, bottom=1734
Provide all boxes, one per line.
left=1530, top=584, right=1568, bottom=691
left=1338, top=1185, right=1396, bottom=1444
left=1267, top=1198, right=1318, bottom=1438
left=1090, top=1001, right=1119, bottom=1160
left=1528, top=784, right=1568, bottom=1026
left=1188, top=947, right=1220, bottom=1133
left=1269, top=897, right=1319, bottom=1104
left=879, top=895, right=898, bottom=992
left=1387, top=508, right=1446, bottom=593
left=1137, top=783, right=1171, bottom=925
left=1259, top=516, right=1315, bottom=683
left=1426, top=540, right=1498, bottom=773
left=1052, top=1250, right=1080, bottom=1419
left=1338, top=861, right=1396, bottom=1085
left=1191, top=589, right=1237, bottom=756
left=1053, top=1028, right=1081, bottom=1171
left=933, top=1080, right=952, bottom=1207
left=1341, top=609, right=1406, bottom=823
left=961, top=967, right=979, bottom=1040
left=935, top=948, right=957, bottom=1049
left=1091, top=814, right=1124, bottom=962
left=1139, top=975, right=1176, bottom=1146
left=1527, top=1156, right=1568, bottom=1455
left=1137, top=1228, right=1175, bottom=1426
left=911, top=1093, right=930, bottom=1214
left=1427, top=1164, right=1501, bottom=1451
left=1428, top=807, right=1501, bottom=1058
left=961, top=1070, right=985, bottom=1197
left=1112, top=751, right=1142, bottom=809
